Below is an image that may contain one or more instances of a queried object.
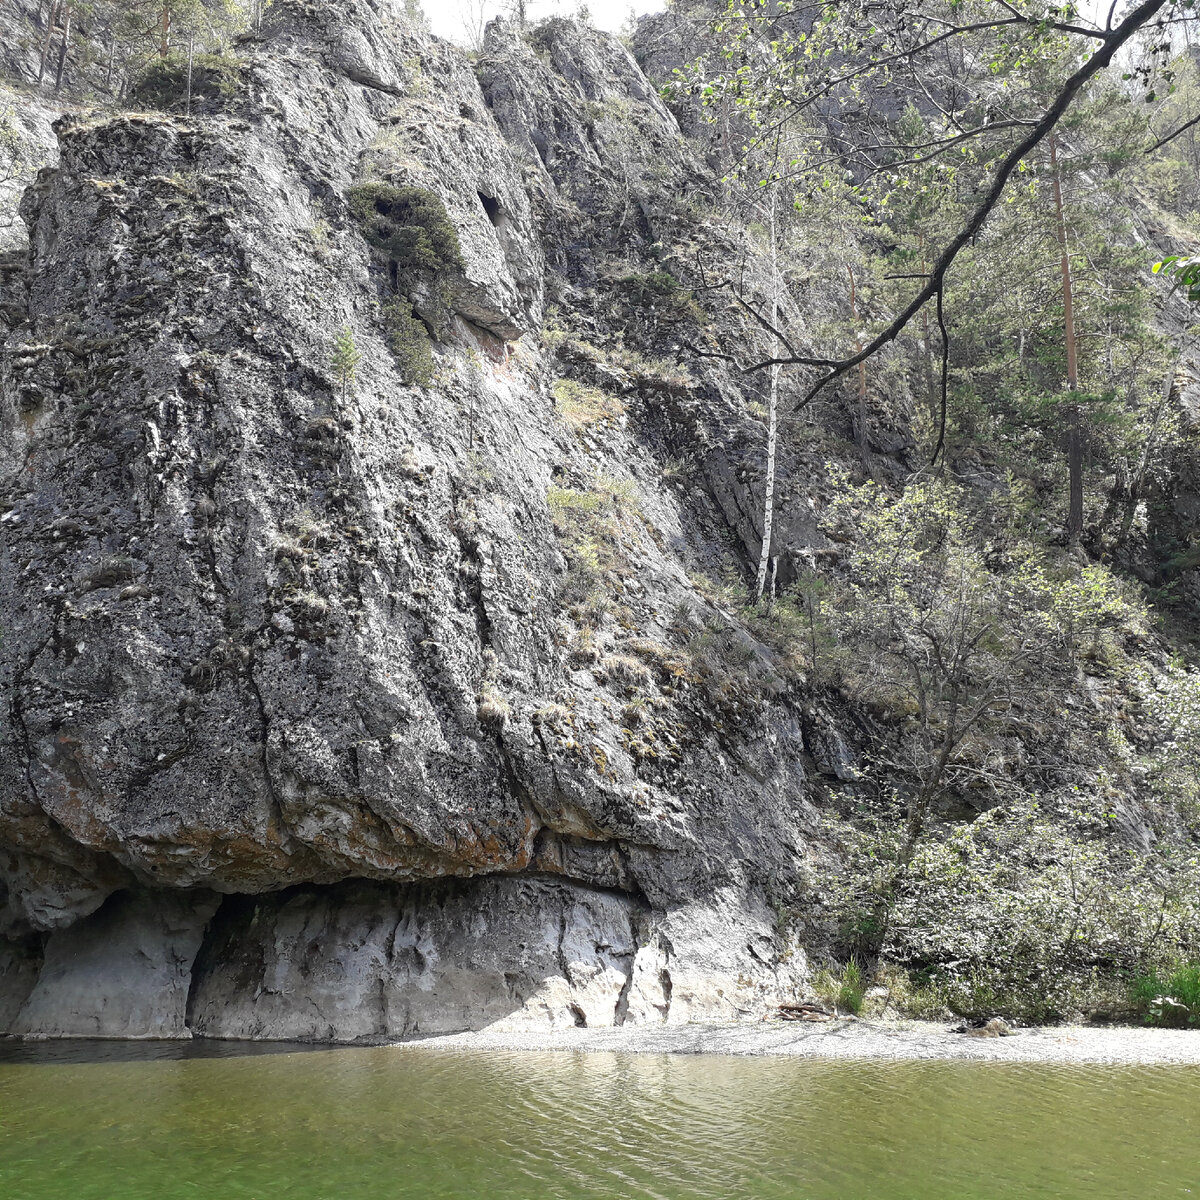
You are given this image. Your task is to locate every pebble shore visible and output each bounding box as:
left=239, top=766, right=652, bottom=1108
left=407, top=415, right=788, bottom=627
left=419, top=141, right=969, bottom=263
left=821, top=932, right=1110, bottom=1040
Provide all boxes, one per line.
left=405, top=1019, right=1200, bottom=1064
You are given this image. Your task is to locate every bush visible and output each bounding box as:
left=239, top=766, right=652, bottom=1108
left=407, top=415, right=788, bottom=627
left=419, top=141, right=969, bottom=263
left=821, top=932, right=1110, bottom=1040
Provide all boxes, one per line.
left=618, top=270, right=680, bottom=296
left=614, top=271, right=705, bottom=323
left=347, top=182, right=463, bottom=275
left=812, top=959, right=866, bottom=1015
left=133, top=52, right=240, bottom=112
left=382, top=298, right=433, bottom=386
left=1131, top=963, right=1200, bottom=1027
left=826, top=797, right=1200, bottom=1024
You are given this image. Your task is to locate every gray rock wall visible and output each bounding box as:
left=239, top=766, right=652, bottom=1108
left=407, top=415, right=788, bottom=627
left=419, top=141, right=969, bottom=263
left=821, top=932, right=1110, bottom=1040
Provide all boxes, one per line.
left=10, top=889, right=218, bottom=1038
left=0, top=0, right=819, bottom=1039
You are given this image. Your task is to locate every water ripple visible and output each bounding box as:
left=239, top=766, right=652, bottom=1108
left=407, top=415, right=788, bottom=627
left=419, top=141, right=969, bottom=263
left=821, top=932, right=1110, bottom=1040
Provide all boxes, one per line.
left=1, top=1044, right=1199, bottom=1198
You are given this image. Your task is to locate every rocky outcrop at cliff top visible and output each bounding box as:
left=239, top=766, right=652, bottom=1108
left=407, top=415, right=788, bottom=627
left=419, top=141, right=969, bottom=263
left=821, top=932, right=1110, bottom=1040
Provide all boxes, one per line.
left=0, top=0, right=820, bottom=1039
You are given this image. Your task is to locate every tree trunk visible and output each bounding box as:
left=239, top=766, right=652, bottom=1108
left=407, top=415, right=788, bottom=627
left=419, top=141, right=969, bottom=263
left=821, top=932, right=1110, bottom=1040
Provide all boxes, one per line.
left=1067, top=423, right=1084, bottom=539
left=161, top=3, right=171, bottom=58
left=755, top=196, right=780, bottom=601
left=847, top=263, right=869, bottom=458
left=1050, top=134, right=1084, bottom=541
left=919, top=235, right=938, bottom=429
left=185, top=34, right=195, bottom=115
left=53, top=5, right=72, bottom=92
left=37, top=0, right=61, bottom=81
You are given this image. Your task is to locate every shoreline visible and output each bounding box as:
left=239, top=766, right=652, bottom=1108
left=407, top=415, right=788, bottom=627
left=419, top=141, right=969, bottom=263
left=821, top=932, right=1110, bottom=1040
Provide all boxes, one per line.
left=401, top=1018, right=1200, bottom=1065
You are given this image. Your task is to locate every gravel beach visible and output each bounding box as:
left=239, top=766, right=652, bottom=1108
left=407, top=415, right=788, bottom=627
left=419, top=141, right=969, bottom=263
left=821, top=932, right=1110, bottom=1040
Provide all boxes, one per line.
left=404, top=1019, right=1200, bottom=1065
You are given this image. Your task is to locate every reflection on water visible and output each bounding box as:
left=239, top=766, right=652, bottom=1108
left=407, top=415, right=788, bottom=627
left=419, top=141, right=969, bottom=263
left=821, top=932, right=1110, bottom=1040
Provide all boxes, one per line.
left=1, top=1040, right=1198, bottom=1199
left=0, top=1038, right=338, bottom=1066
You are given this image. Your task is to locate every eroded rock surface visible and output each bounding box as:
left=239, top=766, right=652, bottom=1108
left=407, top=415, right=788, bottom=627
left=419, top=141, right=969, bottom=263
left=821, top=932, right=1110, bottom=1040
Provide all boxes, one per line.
left=11, top=889, right=218, bottom=1038
left=0, top=0, right=818, bottom=1039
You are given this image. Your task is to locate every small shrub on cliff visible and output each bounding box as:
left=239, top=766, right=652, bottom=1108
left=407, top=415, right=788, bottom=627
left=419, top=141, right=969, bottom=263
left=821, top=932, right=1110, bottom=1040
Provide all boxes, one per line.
left=1, top=105, right=22, bottom=184
left=347, top=182, right=463, bottom=275
left=133, top=51, right=240, bottom=112
left=382, top=297, right=433, bottom=386
left=613, top=271, right=705, bottom=323
left=330, top=325, right=361, bottom=404
left=617, top=270, right=680, bottom=297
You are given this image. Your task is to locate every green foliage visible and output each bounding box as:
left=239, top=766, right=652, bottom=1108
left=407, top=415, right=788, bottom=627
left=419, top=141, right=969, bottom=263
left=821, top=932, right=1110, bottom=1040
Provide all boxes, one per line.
left=794, top=473, right=1161, bottom=1012
left=819, top=473, right=1141, bottom=834
left=813, top=959, right=866, bottom=1015
left=1153, top=253, right=1200, bottom=302
left=330, top=325, right=361, bottom=401
left=613, top=270, right=706, bottom=324
left=617, top=270, right=679, bottom=297
left=829, top=797, right=1200, bottom=1022
left=381, top=298, right=433, bottom=387
left=132, top=51, right=241, bottom=111
left=1131, top=962, right=1200, bottom=1027
left=1135, top=667, right=1200, bottom=832
left=347, top=183, right=463, bottom=275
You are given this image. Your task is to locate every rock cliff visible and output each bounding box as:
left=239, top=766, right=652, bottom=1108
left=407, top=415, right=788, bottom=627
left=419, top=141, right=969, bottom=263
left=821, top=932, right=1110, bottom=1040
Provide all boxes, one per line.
left=0, top=0, right=820, bottom=1039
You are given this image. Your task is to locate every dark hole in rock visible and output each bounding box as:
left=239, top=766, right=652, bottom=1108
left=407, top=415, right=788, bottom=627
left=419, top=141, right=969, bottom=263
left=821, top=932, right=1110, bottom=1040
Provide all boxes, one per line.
left=478, top=192, right=503, bottom=227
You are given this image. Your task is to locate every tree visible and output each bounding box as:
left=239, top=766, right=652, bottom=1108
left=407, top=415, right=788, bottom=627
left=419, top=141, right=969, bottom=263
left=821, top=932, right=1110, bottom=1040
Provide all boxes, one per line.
left=825, top=479, right=1028, bottom=864
left=456, top=0, right=489, bottom=51
left=684, top=0, right=1188, bottom=429
left=331, top=325, right=362, bottom=405
left=1049, top=133, right=1085, bottom=541
left=821, top=473, right=1142, bottom=952
left=754, top=191, right=781, bottom=601
left=402, top=0, right=429, bottom=29
left=0, top=105, right=25, bottom=239
left=0, top=106, right=20, bottom=188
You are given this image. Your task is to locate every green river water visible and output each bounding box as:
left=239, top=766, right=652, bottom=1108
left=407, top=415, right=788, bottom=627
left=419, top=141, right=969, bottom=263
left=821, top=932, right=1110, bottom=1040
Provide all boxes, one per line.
left=0, top=1040, right=1197, bottom=1199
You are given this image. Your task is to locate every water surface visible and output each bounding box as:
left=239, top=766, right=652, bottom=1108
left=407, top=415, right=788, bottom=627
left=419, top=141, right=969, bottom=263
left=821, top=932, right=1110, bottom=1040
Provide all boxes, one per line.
left=1, top=1039, right=1197, bottom=1198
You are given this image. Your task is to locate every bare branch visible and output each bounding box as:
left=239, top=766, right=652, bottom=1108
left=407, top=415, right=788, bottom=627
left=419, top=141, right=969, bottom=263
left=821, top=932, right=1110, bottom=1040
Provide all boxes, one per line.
left=740, top=0, right=1170, bottom=413
left=1145, top=109, right=1200, bottom=155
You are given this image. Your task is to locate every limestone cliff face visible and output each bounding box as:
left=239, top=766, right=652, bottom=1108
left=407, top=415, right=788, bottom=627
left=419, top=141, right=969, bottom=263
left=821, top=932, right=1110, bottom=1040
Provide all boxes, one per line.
left=0, top=1, right=816, bottom=1038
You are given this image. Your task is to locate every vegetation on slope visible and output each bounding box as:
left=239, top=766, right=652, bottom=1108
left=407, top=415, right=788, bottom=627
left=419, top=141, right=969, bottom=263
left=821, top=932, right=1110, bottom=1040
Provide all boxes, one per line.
left=636, top=0, right=1200, bottom=1021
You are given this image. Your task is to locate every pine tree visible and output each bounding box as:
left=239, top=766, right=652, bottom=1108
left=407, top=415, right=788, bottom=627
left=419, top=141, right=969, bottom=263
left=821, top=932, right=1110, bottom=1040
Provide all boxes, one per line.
left=1049, top=134, right=1084, bottom=543
left=331, top=325, right=361, bottom=405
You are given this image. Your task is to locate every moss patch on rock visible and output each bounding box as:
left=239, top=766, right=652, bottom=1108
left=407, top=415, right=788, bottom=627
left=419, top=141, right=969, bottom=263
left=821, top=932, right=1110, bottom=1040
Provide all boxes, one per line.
left=348, top=182, right=464, bottom=276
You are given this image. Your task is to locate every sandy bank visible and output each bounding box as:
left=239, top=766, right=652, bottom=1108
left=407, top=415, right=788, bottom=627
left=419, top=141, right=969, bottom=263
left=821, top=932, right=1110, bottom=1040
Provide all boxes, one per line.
left=404, top=1019, right=1200, bottom=1065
